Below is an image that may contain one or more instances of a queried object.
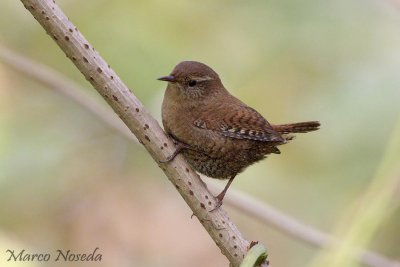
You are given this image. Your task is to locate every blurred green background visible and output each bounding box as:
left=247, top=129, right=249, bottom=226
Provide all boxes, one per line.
left=0, top=0, right=399, bottom=266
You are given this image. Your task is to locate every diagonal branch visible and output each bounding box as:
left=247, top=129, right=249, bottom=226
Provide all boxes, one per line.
left=2, top=41, right=400, bottom=267
left=3, top=32, right=400, bottom=267
left=18, top=0, right=260, bottom=266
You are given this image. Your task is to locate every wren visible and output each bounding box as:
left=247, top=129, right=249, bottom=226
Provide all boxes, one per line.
left=158, top=61, right=320, bottom=209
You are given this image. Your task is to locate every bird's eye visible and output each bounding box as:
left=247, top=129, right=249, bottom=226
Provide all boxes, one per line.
left=188, top=80, right=197, bottom=87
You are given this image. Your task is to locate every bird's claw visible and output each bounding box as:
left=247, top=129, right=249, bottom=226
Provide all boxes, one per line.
left=159, top=153, right=176, bottom=163
left=209, top=200, right=223, bottom=212
left=209, top=194, right=224, bottom=212
left=159, top=142, right=189, bottom=163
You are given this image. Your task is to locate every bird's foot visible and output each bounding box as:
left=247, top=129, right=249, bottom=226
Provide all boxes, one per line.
left=159, top=142, right=190, bottom=163
left=209, top=176, right=236, bottom=212
left=209, top=192, right=225, bottom=212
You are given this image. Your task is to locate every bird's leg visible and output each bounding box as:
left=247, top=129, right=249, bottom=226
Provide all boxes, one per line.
left=211, top=175, right=236, bottom=211
left=160, top=140, right=191, bottom=163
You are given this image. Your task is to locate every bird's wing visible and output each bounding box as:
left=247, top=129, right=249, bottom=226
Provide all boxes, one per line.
left=193, top=103, right=284, bottom=143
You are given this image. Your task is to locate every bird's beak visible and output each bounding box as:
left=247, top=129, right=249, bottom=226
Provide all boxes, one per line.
left=157, top=75, right=176, bottom=82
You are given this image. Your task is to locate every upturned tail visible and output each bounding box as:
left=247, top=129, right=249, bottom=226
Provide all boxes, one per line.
left=272, top=121, right=320, bottom=134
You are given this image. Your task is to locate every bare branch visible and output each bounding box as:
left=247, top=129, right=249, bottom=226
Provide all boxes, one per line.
left=3, top=40, right=400, bottom=267
left=18, top=0, right=256, bottom=266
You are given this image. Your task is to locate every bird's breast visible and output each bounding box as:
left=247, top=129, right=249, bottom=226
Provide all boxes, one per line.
left=162, top=92, right=197, bottom=145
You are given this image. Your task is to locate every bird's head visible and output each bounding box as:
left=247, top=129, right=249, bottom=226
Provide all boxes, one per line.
left=158, top=61, right=224, bottom=100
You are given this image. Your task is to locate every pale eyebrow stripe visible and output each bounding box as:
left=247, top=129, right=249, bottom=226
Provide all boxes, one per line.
left=194, top=76, right=213, bottom=82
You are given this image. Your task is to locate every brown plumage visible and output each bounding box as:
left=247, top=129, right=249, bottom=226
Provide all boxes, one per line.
left=159, top=61, right=320, bottom=207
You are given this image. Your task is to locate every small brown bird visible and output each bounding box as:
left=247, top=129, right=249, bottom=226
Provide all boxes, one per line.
left=158, top=61, right=320, bottom=208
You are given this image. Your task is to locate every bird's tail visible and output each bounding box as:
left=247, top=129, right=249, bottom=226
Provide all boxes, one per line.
left=272, top=121, right=320, bottom=134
